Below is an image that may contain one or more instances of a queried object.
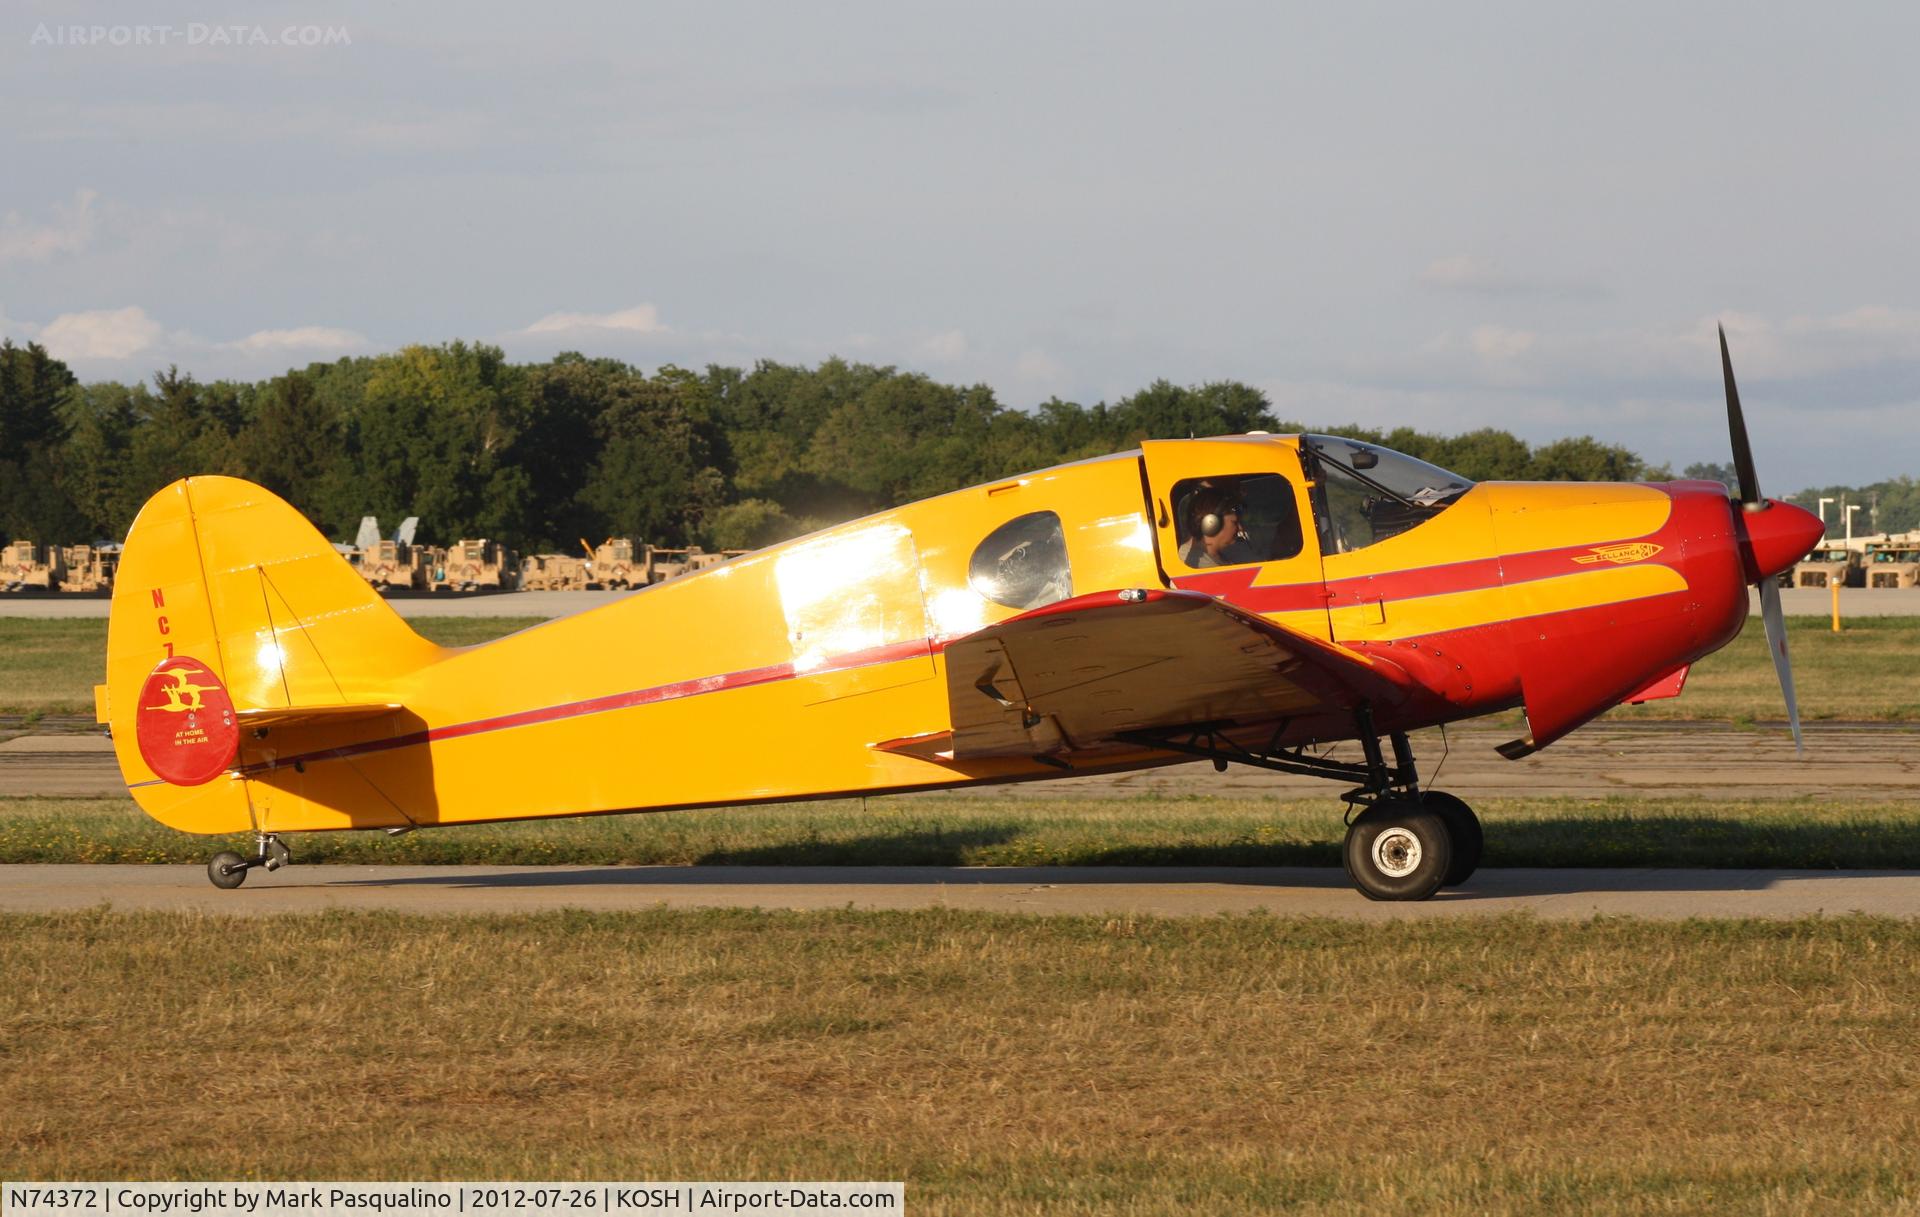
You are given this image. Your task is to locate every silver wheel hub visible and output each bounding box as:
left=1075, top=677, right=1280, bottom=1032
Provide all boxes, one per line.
left=1370, top=827, right=1422, bottom=878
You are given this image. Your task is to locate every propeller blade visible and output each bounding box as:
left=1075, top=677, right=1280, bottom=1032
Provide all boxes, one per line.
left=1757, top=579, right=1804, bottom=756
left=1719, top=325, right=1763, bottom=507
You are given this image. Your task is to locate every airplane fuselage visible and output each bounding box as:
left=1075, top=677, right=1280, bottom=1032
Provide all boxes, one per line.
left=104, top=435, right=1819, bottom=837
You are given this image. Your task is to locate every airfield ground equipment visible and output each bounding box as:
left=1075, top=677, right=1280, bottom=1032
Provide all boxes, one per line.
left=1793, top=542, right=1861, bottom=588
left=2, top=540, right=64, bottom=591
left=433, top=539, right=516, bottom=592
left=638, top=543, right=749, bottom=583
left=1865, top=536, right=1920, bottom=588
left=519, top=552, right=592, bottom=591
left=348, top=516, right=430, bottom=593
left=355, top=537, right=428, bottom=592
left=584, top=537, right=643, bottom=588
left=57, top=544, right=118, bottom=593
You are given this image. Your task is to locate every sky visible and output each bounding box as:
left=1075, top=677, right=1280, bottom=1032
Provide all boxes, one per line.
left=3, top=0, right=1918, bottom=492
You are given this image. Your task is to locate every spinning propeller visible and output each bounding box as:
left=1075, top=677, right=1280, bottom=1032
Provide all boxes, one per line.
left=1718, top=325, right=1809, bottom=755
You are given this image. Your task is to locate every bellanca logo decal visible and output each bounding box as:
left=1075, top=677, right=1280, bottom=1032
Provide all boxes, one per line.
left=143, top=666, right=222, bottom=713
left=134, top=656, right=240, bottom=786
left=1572, top=543, right=1664, bottom=566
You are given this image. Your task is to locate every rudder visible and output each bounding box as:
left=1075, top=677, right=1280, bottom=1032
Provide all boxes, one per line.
left=101, top=477, right=445, bottom=832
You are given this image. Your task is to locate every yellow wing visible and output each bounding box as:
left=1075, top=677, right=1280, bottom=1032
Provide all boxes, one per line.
left=925, top=589, right=1414, bottom=761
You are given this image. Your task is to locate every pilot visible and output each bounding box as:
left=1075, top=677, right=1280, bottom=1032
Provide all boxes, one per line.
left=1182, top=488, right=1256, bottom=568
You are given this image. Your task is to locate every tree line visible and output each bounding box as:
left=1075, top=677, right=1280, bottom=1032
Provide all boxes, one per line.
left=3, top=337, right=1815, bottom=553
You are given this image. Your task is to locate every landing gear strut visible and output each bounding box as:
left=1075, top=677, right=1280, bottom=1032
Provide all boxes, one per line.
left=206, top=833, right=292, bottom=889
left=1118, top=705, right=1484, bottom=902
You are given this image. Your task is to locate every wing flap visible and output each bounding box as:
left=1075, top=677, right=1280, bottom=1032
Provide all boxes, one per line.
left=940, top=588, right=1410, bottom=760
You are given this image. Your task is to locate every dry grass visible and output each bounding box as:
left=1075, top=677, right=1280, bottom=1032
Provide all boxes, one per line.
left=2, top=909, right=1918, bottom=1214
left=4, top=615, right=1916, bottom=722
left=6, top=792, right=1920, bottom=869
left=1605, top=614, right=1920, bottom=722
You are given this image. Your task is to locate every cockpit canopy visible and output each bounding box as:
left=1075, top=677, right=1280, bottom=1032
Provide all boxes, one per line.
left=1302, top=435, right=1475, bottom=554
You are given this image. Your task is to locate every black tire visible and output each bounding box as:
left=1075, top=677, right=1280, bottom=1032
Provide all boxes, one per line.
left=207, top=851, right=249, bottom=890
left=1421, top=791, right=1483, bottom=888
left=1343, top=802, right=1452, bottom=902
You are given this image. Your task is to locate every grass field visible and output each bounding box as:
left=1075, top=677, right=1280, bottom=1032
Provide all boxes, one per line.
left=0, top=616, right=549, bottom=717
left=6, top=792, right=1919, bottom=868
left=3, top=909, right=1917, bottom=1214
left=3, top=614, right=1914, bottom=721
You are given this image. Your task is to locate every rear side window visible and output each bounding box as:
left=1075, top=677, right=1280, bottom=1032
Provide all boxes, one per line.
left=970, top=511, right=1071, bottom=610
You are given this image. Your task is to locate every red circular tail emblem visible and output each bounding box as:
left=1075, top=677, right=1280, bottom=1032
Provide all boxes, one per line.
left=134, top=656, right=240, bottom=786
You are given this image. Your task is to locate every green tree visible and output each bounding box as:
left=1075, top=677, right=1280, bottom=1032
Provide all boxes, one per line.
left=1526, top=436, right=1645, bottom=482
left=699, top=498, right=797, bottom=549
left=576, top=363, right=724, bottom=544
left=0, top=341, right=86, bottom=541
left=1683, top=462, right=1738, bottom=493
left=237, top=368, right=342, bottom=522
left=340, top=343, right=530, bottom=543
left=118, top=368, right=245, bottom=518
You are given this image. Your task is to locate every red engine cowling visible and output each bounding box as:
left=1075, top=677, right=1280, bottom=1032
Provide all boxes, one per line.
left=1498, top=481, right=1755, bottom=756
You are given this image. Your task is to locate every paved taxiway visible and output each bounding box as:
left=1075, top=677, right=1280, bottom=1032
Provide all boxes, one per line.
left=5, top=862, right=1919, bottom=919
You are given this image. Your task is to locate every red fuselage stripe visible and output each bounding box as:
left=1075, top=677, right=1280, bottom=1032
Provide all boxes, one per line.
left=1174, top=536, right=1670, bottom=610
left=223, top=636, right=934, bottom=779
left=151, top=530, right=1679, bottom=789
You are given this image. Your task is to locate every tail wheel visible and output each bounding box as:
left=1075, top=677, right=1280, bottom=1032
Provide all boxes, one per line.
left=1420, top=791, right=1483, bottom=888
left=207, top=851, right=249, bottom=890
left=1343, top=802, right=1451, bottom=902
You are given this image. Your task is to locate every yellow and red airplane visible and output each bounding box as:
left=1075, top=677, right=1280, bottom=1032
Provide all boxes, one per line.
left=97, top=332, right=1823, bottom=900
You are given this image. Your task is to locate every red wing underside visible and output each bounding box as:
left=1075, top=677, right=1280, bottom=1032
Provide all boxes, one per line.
left=921, top=589, right=1411, bottom=761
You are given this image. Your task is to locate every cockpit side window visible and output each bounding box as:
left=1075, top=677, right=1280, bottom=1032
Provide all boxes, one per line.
left=1170, top=473, right=1303, bottom=570
left=1303, top=436, right=1474, bottom=555
left=969, top=511, right=1072, bottom=610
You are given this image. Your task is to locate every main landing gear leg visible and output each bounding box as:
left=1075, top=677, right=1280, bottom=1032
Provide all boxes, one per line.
left=206, top=833, right=292, bottom=890
left=1340, top=714, right=1483, bottom=902
left=1111, top=714, right=1483, bottom=902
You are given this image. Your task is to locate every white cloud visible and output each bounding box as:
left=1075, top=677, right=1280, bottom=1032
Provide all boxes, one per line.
left=1369, top=308, right=1920, bottom=398
left=916, top=329, right=968, bottom=363
left=1416, top=254, right=1603, bottom=299
left=39, top=306, right=162, bottom=360
left=1014, top=348, right=1064, bottom=382
left=226, top=326, right=366, bottom=353
left=1418, top=255, right=1505, bottom=291
left=1469, top=324, right=1535, bottom=362
left=0, top=189, right=98, bottom=264
left=521, top=304, right=664, bottom=335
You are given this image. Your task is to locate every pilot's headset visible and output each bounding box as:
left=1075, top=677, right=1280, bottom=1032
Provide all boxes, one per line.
left=1189, top=489, right=1243, bottom=540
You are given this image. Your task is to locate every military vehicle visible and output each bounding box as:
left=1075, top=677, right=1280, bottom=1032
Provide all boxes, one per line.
left=1791, top=542, right=1860, bottom=588
left=585, top=537, right=644, bottom=589
left=631, top=544, right=751, bottom=585
left=352, top=516, right=428, bottom=593
left=1865, top=537, right=1920, bottom=589
left=58, top=544, right=119, bottom=593
left=434, top=539, right=516, bottom=592
left=2, top=540, right=64, bottom=592
left=519, top=553, right=592, bottom=591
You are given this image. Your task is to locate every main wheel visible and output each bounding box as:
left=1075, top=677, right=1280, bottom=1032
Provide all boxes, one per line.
left=1420, top=791, right=1483, bottom=888
left=207, top=851, right=249, bottom=890
left=1343, top=802, right=1452, bottom=902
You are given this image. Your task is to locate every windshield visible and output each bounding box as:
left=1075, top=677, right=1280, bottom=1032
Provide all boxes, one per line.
left=1303, top=435, right=1474, bottom=554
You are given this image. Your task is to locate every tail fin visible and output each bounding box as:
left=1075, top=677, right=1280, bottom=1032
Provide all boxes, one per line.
left=101, top=477, right=444, bottom=832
